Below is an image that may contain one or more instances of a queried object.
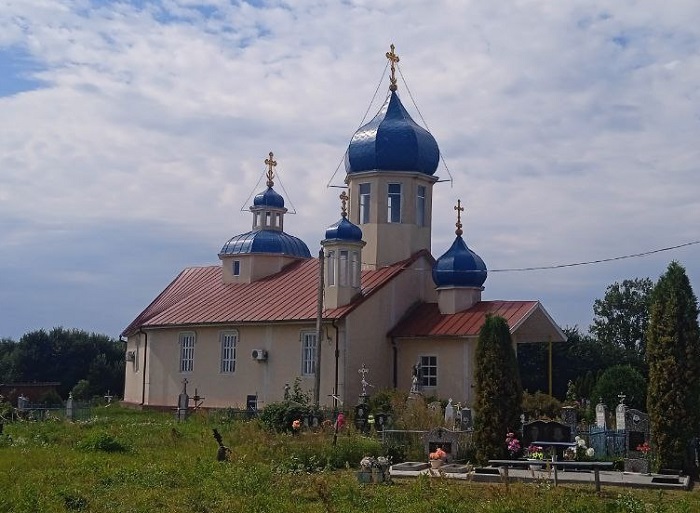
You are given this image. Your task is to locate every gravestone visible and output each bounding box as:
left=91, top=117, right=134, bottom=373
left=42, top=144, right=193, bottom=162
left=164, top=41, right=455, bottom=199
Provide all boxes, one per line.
left=560, top=406, right=577, bottom=438
left=176, top=379, right=189, bottom=421
left=595, top=401, right=606, bottom=429
left=623, top=408, right=651, bottom=473
left=444, top=398, right=455, bottom=428
left=374, top=412, right=391, bottom=431
left=615, top=399, right=626, bottom=431
left=65, top=392, right=74, bottom=421
left=422, top=427, right=458, bottom=463
left=522, top=420, right=572, bottom=446
left=458, top=408, right=473, bottom=431
left=354, top=402, right=369, bottom=433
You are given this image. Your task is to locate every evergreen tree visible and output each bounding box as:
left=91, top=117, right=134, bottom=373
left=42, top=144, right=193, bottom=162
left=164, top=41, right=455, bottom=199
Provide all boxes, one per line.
left=647, top=262, right=700, bottom=474
left=474, top=315, right=523, bottom=463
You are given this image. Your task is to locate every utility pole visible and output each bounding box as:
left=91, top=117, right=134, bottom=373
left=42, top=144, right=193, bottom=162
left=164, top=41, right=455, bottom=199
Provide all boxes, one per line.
left=313, top=248, right=325, bottom=407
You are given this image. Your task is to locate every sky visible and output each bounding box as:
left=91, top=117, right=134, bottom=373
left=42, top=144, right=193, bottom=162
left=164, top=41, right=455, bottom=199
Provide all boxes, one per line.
left=1, top=0, right=699, bottom=342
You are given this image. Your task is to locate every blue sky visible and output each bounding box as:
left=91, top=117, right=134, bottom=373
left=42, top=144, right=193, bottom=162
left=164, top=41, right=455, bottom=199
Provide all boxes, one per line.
left=1, top=0, right=699, bottom=341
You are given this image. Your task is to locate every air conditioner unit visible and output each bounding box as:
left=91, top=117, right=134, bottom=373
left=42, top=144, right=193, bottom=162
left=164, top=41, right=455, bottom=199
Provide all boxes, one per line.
left=125, top=351, right=136, bottom=362
left=251, top=348, right=268, bottom=361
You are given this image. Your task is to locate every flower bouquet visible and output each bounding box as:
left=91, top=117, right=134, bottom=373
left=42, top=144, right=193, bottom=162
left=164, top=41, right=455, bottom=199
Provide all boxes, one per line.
left=429, top=447, right=447, bottom=468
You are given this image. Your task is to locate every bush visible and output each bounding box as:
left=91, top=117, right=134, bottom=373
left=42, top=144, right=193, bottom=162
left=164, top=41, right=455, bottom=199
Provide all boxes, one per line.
left=77, top=432, right=128, bottom=453
left=522, top=391, right=562, bottom=420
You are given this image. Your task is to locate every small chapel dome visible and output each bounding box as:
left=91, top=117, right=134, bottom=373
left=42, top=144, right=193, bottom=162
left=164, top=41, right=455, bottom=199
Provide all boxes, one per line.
left=432, top=200, right=487, bottom=288
left=325, top=217, right=363, bottom=242
left=220, top=230, right=311, bottom=259
left=324, top=191, right=363, bottom=241
left=345, top=91, right=440, bottom=176
left=253, top=187, right=285, bottom=209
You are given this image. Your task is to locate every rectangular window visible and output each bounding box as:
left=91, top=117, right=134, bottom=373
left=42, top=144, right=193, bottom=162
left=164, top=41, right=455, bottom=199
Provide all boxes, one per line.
left=301, top=332, right=317, bottom=376
left=351, top=251, right=360, bottom=287
left=233, top=260, right=241, bottom=276
left=420, top=355, right=437, bottom=388
left=265, top=212, right=271, bottom=227
left=388, top=183, right=401, bottom=223
left=276, top=213, right=281, bottom=228
left=220, top=331, right=237, bottom=373
left=339, top=250, right=348, bottom=286
left=416, top=185, right=426, bottom=227
left=327, top=251, right=335, bottom=286
left=359, top=183, right=371, bottom=224
left=179, top=332, right=195, bottom=373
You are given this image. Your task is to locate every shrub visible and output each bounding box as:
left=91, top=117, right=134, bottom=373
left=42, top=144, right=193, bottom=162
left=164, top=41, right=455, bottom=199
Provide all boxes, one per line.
left=77, top=431, right=128, bottom=453
left=522, top=391, right=562, bottom=420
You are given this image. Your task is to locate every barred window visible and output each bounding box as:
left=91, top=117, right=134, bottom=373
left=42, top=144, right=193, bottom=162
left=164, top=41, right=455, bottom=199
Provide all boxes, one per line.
left=179, top=332, right=195, bottom=373
left=220, top=331, right=238, bottom=373
left=301, top=332, right=317, bottom=376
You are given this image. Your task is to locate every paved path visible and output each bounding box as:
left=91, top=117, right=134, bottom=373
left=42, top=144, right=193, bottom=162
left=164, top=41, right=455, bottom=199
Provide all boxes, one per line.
left=389, top=463, right=692, bottom=490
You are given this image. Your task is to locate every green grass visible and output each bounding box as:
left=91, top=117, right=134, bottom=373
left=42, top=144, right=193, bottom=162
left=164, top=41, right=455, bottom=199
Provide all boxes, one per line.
left=0, top=406, right=698, bottom=512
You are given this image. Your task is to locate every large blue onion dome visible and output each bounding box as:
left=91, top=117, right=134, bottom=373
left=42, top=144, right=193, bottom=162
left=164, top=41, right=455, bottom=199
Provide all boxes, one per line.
left=253, top=186, right=285, bottom=208
left=220, top=230, right=311, bottom=258
left=345, top=91, right=440, bottom=176
left=325, top=217, right=363, bottom=242
left=432, top=236, right=487, bottom=288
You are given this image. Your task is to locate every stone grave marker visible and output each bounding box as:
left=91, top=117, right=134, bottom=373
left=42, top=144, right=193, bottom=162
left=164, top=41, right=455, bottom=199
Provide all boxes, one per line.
left=595, top=401, right=606, bottom=429
left=624, top=408, right=650, bottom=473
left=422, top=427, right=458, bottom=463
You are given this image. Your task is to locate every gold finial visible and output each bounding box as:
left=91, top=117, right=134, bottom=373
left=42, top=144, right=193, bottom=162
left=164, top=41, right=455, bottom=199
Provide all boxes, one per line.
left=264, top=151, right=277, bottom=187
left=386, top=43, right=400, bottom=92
left=339, top=190, right=349, bottom=218
left=454, top=199, right=464, bottom=237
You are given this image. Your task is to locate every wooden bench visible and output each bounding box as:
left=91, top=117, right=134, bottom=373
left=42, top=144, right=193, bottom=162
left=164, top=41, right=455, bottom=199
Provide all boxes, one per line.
left=488, top=459, right=614, bottom=492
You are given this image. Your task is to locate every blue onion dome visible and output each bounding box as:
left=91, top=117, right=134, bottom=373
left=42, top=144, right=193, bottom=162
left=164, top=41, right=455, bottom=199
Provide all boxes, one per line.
left=432, top=201, right=487, bottom=287
left=325, top=217, right=363, bottom=241
left=345, top=91, right=440, bottom=176
left=324, top=190, right=363, bottom=241
left=432, top=236, right=487, bottom=287
left=253, top=187, right=285, bottom=208
left=220, top=230, right=311, bottom=259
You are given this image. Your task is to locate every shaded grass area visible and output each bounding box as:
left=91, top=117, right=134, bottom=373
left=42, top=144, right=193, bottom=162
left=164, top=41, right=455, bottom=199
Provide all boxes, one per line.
left=0, top=407, right=699, bottom=512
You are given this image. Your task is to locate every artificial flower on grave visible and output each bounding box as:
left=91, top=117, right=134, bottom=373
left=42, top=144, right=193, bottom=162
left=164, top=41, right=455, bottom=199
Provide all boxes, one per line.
left=565, top=436, right=595, bottom=461
left=291, top=419, right=301, bottom=433
left=636, top=441, right=651, bottom=458
left=505, top=432, right=521, bottom=458
left=429, top=447, right=447, bottom=461
left=525, top=444, right=544, bottom=460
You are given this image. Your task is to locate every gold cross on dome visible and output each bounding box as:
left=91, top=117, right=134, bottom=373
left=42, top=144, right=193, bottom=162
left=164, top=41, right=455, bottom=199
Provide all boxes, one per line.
left=454, top=199, right=464, bottom=236
left=339, top=190, right=349, bottom=218
left=264, top=151, right=277, bottom=187
left=386, top=43, right=400, bottom=92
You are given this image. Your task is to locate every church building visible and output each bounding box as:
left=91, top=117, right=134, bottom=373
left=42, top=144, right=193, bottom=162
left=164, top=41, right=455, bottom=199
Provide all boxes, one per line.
left=121, top=46, right=565, bottom=410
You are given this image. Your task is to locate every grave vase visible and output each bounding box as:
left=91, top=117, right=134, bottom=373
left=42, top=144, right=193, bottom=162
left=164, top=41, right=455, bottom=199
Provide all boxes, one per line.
left=527, top=459, right=544, bottom=470
left=430, top=459, right=444, bottom=469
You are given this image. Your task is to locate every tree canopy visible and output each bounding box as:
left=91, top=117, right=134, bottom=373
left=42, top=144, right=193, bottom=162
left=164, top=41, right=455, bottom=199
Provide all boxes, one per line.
left=474, top=315, right=522, bottom=463
left=0, top=327, right=124, bottom=400
left=646, top=262, right=700, bottom=474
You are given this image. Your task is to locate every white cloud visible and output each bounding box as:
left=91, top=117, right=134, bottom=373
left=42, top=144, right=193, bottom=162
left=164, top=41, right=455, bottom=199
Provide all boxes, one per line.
left=1, top=0, right=699, bottom=339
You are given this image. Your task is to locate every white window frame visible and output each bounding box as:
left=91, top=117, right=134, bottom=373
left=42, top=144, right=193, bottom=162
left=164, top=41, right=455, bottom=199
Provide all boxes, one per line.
left=388, top=183, right=402, bottom=223
left=416, top=185, right=426, bottom=227
left=420, top=355, right=437, bottom=388
left=179, top=332, right=195, bottom=373
left=233, top=260, right=241, bottom=276
left=359, top=183, right=371, bottom=224
left=339, top=250, right=349, bottom=286
left=301, top=332, right=317, bottom=376
left=326, top=250, right=336, bottom=286
left=220, top=330, right=237, bottom=373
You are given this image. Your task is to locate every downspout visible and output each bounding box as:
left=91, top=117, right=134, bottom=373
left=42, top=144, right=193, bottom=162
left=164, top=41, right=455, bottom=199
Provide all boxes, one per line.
left=391, top=336, right=398, bottom=389
left=139, top=328, right=148, bottom=406
left=332, top=319, right=340, bottom=413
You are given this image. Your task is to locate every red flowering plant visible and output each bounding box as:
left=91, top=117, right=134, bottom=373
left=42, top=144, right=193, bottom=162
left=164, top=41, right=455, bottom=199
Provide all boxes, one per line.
left=505, top=432, right=521, bottom=458
left=636, top=441, right=651, bottom=458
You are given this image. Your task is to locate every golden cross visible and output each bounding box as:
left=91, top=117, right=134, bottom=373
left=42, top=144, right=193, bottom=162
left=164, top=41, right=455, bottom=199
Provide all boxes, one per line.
left=264, top=151, right=277, bottom=187
left=386, top=43, right=400, bottom=92
left=339, top=190, right=349, bottom=218
left=454, top=199, right=464, bottom=236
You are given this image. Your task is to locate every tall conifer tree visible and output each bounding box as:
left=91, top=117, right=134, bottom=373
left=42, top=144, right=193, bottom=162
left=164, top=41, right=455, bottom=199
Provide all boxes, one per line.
left=474, top=315, right=523, bottom=463
left=647, top=261, right=700, bottom=473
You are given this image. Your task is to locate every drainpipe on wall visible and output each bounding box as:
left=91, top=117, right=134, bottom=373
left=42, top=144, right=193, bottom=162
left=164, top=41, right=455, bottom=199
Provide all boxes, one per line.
left=332, top=319, right=340, bottom=413
left=391, top=336, right=398, bottom=389
left=138, top=329, right=148, bottom=406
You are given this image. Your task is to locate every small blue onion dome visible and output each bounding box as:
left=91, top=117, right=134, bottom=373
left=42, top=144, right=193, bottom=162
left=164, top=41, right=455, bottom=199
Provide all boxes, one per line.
left=345, top=91, right=440, bottom=176
left=432, top=236, right=487, bottom=288
left=220, top=230, right=311, bottom=258
left=253, top=186, right=285, bottom=208
left=325, top=217, right=363, bottom=242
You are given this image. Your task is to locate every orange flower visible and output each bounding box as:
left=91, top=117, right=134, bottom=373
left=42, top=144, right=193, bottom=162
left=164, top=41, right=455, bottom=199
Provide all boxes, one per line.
left=429, top=447, right=447, bottom=460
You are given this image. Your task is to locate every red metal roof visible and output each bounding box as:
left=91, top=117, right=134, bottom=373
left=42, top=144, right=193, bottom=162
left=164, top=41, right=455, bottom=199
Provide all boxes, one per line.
left=388, top=300, right=540, bottom=338
left=122, top=251, right=431, bottom=336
